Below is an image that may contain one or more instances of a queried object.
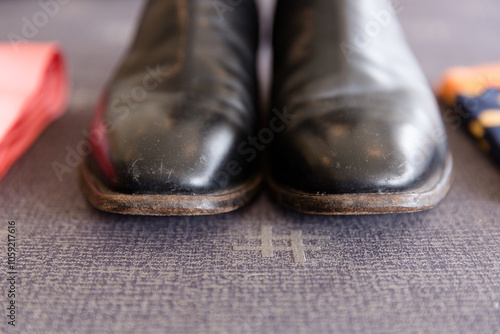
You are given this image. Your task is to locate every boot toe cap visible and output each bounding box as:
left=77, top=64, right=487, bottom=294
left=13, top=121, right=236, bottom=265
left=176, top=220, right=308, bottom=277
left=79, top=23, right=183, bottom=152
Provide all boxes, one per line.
left=86, top=108, right=253, bottom=195
left=270, top=108, right=448, bottom=194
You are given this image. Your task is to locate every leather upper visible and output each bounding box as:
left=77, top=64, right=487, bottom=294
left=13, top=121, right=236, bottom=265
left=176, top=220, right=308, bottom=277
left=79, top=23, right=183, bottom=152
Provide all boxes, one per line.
left=86, top=0, right=259, bottom=195
left=270, top=0, right=448, bottom=194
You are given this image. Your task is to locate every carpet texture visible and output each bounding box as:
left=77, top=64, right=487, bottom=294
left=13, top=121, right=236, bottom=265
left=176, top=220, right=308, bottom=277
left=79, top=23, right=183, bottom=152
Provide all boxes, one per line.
left=0, top=0, right=499, bottom=333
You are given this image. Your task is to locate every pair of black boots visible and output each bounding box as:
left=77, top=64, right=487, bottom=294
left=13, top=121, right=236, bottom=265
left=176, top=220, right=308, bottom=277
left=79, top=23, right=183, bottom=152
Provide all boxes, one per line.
left=80, top=0, right=452, bottom=215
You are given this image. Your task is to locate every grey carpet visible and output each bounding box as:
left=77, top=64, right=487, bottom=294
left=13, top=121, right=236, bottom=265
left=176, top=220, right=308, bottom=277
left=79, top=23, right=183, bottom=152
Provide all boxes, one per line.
left=0, top=0, right=499, bottom=333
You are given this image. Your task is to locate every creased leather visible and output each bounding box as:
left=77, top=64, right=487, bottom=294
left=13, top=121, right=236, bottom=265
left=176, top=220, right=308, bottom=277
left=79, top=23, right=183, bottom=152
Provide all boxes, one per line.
left=270, top=0, right=448, bottom=193
left=86, top=0, right=259, bottom=194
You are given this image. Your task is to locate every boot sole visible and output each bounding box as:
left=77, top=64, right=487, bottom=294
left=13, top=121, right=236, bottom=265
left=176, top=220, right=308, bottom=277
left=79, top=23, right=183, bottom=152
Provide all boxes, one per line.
left=268, top=153, right=453, bottom=215
left=79, top=163, right=262, bottom=216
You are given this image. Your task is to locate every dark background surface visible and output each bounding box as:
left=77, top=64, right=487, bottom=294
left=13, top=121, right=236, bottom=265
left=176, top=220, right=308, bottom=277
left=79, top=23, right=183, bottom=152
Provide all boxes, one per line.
left=0, top=0, right=499, bottom=333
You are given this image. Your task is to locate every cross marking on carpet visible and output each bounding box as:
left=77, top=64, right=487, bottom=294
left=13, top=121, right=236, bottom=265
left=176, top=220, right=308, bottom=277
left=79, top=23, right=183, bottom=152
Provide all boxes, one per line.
left=233, top=225, right=329, bottom=264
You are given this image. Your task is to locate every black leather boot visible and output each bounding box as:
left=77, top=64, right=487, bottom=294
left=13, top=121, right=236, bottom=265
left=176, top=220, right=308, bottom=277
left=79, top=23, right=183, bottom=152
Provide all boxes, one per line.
left=269, top=0, right=452, bottom=214
left=80, top=0, right=261, bottom=215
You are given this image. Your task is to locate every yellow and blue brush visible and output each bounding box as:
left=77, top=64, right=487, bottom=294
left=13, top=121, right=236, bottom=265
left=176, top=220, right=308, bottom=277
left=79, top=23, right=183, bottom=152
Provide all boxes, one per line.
left=438, top=64, right=500, bottom=164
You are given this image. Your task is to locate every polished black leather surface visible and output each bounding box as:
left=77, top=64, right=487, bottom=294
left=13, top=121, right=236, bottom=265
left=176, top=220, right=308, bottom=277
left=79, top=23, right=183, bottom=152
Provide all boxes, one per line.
left=86, top=0, right=259, bottom=194
left=270, top=0, right=448, bottom=193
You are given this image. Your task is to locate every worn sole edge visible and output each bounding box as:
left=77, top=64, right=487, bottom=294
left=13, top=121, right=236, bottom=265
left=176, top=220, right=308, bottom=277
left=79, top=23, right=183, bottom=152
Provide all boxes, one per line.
left=79, top=163, right=262, bottom=216
left=267, top=153, right=453, bottom=215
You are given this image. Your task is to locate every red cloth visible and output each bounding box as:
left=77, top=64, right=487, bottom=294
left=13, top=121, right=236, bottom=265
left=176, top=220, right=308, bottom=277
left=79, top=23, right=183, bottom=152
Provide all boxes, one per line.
left=0, top=43, right=68, bottom=181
